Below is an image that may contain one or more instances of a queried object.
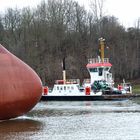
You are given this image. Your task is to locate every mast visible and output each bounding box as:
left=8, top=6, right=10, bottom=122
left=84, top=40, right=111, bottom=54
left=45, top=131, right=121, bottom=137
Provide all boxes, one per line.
left=99, top=37, right=105, bottom=63
left=62, top=57, right=66, bottom=84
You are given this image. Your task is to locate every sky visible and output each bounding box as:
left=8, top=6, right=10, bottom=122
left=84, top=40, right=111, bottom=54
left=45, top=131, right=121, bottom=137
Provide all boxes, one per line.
left=0, top=0, right=140, bottom=28
left=78, top=0, right=140, bottom=28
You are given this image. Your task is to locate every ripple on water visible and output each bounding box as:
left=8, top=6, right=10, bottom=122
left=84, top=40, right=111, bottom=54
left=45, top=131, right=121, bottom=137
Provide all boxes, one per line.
left=1, top=99, right=140, bottom=140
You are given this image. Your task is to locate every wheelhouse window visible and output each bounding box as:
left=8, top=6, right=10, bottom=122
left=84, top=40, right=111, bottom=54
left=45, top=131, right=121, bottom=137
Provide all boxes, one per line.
left=105, top=67, right=109, bottom=71
left=89, top=68, right=98, bottom=72
left=99, top=68, right=103, bottom=76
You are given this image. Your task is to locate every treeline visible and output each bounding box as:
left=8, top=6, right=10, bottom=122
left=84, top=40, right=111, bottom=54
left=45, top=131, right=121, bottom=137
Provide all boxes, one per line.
left=0, top=0, right=140, bottom=85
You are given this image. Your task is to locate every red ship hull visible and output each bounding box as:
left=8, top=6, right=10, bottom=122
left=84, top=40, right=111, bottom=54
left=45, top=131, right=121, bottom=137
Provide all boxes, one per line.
left=0, top=45, right=42, bottom=120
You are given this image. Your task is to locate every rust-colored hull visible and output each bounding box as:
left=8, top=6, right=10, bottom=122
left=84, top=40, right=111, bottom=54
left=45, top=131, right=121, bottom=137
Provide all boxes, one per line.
left=0, top=45, right=42, bottom=120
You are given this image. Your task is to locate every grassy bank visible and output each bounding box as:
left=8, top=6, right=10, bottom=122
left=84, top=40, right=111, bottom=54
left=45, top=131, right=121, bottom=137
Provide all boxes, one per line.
left=132, top=84, right=140, bottom=94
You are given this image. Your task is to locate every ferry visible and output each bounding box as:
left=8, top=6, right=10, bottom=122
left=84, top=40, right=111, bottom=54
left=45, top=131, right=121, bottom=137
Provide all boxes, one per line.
left=41, top=38, right=132, bottom=101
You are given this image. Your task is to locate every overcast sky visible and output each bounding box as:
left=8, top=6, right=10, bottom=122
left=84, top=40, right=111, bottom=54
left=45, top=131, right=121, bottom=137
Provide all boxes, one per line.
left=0, top=0, right=140, bottom=28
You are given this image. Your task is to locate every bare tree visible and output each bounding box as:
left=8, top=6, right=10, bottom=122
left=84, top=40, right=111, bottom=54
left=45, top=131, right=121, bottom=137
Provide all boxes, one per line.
left=89, top=0, right=105, bottom=36
left=0, top=0, right=139, bottom=85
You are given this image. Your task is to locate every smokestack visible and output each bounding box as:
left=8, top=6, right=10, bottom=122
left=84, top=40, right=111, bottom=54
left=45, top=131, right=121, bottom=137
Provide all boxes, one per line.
left=62, top=57, right=66, bottom=70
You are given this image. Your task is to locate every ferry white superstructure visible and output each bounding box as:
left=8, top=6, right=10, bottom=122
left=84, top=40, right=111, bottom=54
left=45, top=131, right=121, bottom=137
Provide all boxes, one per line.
left=41, top=38, right=132, bottom=101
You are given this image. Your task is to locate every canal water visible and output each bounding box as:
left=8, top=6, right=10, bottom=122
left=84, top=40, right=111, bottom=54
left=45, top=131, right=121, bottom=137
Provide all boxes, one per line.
left=1, top=99, right=140, bottom=140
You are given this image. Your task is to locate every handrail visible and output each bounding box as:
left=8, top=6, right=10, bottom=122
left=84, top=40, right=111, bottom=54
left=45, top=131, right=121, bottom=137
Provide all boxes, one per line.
left=88, top=58, right=109, bottom=64
left=55, top=79, right=80, bottom=84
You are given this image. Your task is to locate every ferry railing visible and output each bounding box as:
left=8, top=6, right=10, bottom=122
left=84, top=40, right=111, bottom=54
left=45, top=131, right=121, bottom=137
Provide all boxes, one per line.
left=66, top=79, right=80, bottom=84
left=88, top=58, right=109, bottom=64
left=55, top=79, right=80, bottom=84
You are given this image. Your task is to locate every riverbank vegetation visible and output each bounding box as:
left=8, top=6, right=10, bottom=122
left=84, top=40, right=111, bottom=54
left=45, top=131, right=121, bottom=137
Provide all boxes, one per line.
left=133, top=85, right=140, bottom=94
left=0, top=0, right=140, bottom=85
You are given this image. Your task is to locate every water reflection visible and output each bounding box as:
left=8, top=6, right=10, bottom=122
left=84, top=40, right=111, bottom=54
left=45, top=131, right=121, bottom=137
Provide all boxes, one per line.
left=131, top=97, right=140, bottom=104
left=28, top=108, right=92, bottom=117
left=28, top=100, right=140, bottom=118
left=0, top=119, right=43, bottom=140
left=1, top=99, right=140, bottom=140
